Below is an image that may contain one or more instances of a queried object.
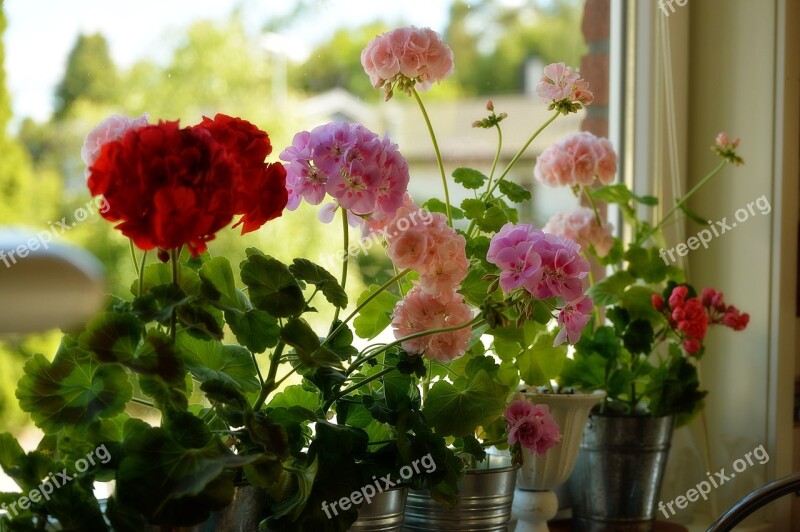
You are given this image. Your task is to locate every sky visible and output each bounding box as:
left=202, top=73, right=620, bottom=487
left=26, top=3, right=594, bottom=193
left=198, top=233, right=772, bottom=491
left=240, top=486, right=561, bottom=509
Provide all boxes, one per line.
left=3, top=0, right=453, bottom=122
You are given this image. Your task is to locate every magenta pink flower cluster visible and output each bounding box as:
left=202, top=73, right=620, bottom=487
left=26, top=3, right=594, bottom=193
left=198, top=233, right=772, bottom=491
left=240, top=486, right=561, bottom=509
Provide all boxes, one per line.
left=385, top=198, right=473, bottom=362
left=534, top=131, right=617, bottom=188
left=504, top=398, right=562, bottom=458
left=81, top=113, right=150, bottom=179
left=544, top=207, right=615, bottom=258
left=536, top=62, right=594, bottom=108
left=487, top=222, right=592, bottom=345
left=279, top=122, right=410, bottom=225
left=361, top=26, right=454, bottom=99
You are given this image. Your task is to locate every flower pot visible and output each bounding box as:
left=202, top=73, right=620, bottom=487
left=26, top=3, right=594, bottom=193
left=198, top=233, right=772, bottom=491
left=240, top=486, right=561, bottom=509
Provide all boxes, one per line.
left=142, top=483, right=265, bottom=532
left=512, top=391, right=606, bottom=532
left=349, top=487, right=408, bottom=531
left=569, top=414, right=675, bottom=532
left=403, top=454, right=518, bottom=531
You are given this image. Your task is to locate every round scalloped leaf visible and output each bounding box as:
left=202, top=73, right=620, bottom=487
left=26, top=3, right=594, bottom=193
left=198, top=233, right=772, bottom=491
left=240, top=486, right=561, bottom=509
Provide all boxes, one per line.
left=16, top=347, right=133, bottom=432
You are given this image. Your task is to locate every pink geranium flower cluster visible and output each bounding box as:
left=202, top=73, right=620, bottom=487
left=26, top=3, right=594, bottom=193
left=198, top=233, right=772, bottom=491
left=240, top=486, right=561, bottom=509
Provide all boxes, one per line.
left=534, top=131, right=617, bottom=188
left=81, top=113, right=150, bottom=179
left=504, top=398, right=562, bottom=458
left=386, top=199, right=473, bottom=362
left=392, top=286, right=473, bottom=362
left=487, top=222, right=592, bottom=345
left=361, top=26, right=454, bottom=100
left=652, top=285, right=749, bottom=354
left=279, top=122, right=410, bottom=225
left=543, top=207, right=615, bottom=258
left=536, top=62, right=594, bottom=111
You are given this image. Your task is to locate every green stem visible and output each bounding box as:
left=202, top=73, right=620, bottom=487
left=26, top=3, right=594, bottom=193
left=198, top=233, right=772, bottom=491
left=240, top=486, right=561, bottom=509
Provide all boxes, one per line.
left=581, top=185, right=604, bottom=226
left=332, top=208, right=349, bottom=324
left=637, top=160, right=727, bottom=245
left=325, top=268, right=412, bottom=348
left=131, top=396, right=155, bottom=409
left=412, top=87, right=452, bottom=226
left=480, top=437, right=508, bottom=448
left=336, top=367, right=395, bottom=400
left=483, top=123, right=504, bottom=195
left=138, top=250, right=148, bottom=297
left=274, top=366, right=298, bottom=389
left=170, top=248, right=179, bottom=341
left=254, top=340, right=285, bottom=411
left=486, top=110, right=560, bottom=198
left=130, top=240, right=140, bottom=277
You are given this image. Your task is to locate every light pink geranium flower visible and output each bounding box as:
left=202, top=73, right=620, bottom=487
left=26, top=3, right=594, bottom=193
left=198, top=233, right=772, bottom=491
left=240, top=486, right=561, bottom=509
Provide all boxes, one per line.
left=361, top=26, right=454, bottom=99
left=391, top=286, right=473, bottom=362
left=504, top=398, right=562, bottom=457
left=544, top=207, right=615, bottom=258
left=534, top=132, right=617, bottom=188
left=81, top=113, right=150, bottom=179
left=536, top=62, right=594, bottom=109
left=555, top=295, right=594, bottom=345
left=385, top=205, right=468, bottom=297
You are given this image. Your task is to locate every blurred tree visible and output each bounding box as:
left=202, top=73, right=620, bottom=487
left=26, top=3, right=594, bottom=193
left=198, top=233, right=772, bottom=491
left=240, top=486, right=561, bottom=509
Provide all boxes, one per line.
left=289, top=23, right=389, bottom=101
left=444, top=0, right=586, bottom=94
left=54, top=33, right=120, bottom=119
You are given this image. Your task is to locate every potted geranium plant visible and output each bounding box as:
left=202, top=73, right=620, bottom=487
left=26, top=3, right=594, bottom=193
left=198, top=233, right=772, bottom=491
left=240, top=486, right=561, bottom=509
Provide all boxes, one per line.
left=542, top=132, right=750, bottom=529
left=0, top=32, right=594, bottom=532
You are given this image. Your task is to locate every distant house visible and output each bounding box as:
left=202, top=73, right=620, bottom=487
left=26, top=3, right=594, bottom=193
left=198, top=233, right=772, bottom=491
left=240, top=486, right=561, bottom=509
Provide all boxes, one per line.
left=294, top=89, right=584, bottom=226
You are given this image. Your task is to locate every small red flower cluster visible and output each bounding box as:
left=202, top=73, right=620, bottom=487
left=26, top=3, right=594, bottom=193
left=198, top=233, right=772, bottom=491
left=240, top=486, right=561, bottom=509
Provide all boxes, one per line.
left=87, top=114, right=287, bottom=255
left=652, top=285, right=749, bottom=355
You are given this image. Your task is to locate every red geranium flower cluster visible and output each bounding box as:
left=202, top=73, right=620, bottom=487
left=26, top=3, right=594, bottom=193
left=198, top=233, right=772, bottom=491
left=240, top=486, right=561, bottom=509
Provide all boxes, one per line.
left=652, top=285, right=749, bottom=355
left=86, top=114, right=287, bottom=255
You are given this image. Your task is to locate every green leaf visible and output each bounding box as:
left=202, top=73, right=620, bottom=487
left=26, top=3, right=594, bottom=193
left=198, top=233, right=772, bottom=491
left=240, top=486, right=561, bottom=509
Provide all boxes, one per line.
left=586, top=271, right=636, bottom=306
left=177, top=334, right=260, bottom=394
left=240, top=254, right=304, bottom=318
left=79, top=311, right=144, bottom=364
left=460, top=198, right=486, bottom=220
left=422, top=198, right=464, bottom=220
left=268, top=385, right=322, bottom=414
left=622, top=319, right=655, bottom=355
left=498, top=180, right=532, bottom=203
left=459, top=266, right=491, bottom=306
left=452, top=167, right=488, bottom=190
left=116, top=415, right=261, bottom=525
left=591, top=183, right=633, bottom=205
left=620, top=286, right=661, bottom=323
left=352, top=285, right=400, bottom=340
left=479, top=205, right=510, bottom=232
left=226, top=308, right=280, bottom=354
left=422, top=370, right=508, bottom=437
left=625, top=246, right=669, bottom=284
left=133, top=283, right=192, bottom=324
left=679, top=201, right=710, bottom=226
left=516, top=330, right=568, bottom=386
left=289, top=258, right=348, bottom=309
left=17, top=345, right=133, bottom=431
left=281, top=318, right=343, bottom=370
left=199, top=256, right=246, bottom=310
left=133, top=263, right=202, bottom=298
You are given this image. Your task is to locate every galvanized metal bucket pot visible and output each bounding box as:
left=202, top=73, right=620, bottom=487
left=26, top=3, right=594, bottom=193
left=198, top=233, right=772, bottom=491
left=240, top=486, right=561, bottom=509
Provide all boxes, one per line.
left=403, top=455, right=519, bottom=531
left=569, top=414, right=675, bottom=532
left=349, top=487, right=408, bottom=531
